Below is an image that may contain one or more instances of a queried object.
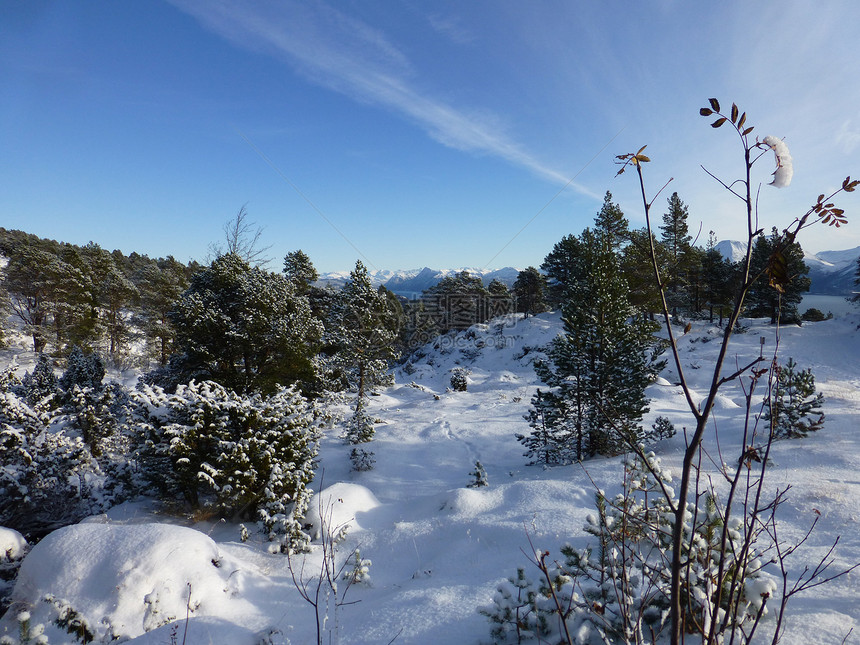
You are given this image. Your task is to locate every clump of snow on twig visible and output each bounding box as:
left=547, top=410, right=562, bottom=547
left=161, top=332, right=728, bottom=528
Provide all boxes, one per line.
left=763, top=135, right=793, bottom=187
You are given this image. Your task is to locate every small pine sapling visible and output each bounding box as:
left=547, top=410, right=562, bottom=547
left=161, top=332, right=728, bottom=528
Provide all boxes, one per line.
left=350, top=447, right=375, bottom=472
left=764, top=357, right=824, bottom=438
left=467, top=461, right=488, bottom=488
left=342, top=548, right=372, bottom=586
left=647, top=415, right=677, bottom=442
left=0, top=611, right=48, bottom=645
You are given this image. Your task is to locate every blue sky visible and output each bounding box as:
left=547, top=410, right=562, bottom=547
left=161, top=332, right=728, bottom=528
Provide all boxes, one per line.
left=2, top=1, right=859, bottom=273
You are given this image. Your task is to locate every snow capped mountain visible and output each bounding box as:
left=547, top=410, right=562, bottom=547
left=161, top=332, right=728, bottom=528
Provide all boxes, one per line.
left=805, top=246, right=860, bottom=273
left=715, top=240, right=747, bottom=263
left=317, top=266, right=521, bottom=298
left=805, top=245, right=859, bottom=294
left=715, top=240, right=858, bottom=295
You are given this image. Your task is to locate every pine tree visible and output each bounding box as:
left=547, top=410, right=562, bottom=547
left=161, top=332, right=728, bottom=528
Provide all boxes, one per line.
left=764, top=358, right=824, bottom=438
left=700, top=232, right=735, bottom=325
left=330, top=261, right=400, bottom=401
left=518, top=388, right=577, bottom=464
left=746, top=228, right=810, bottom=324
left=330, top=261, right=400, bottom=452
left=4, top=244, right=62, bottom=353
left=486, top=278, right=514, bottom=319
left=541, top=234, right=588, bottom=308
left=422, top=271, right=490, bottom=332
left=134, top=256, right=189, bottom=366
left=621, top=227, right=669, bottom=318
left=283, top=250, right=319, bottom=294
left=83, top=243, right=138, bottom=360
left=593, top=191, right=629, bottom=251
left=659, top=192, right=694, bottom=314
left=168, top=253, right=323, bottom=394
left=526, top=227, right=660, bottom=461
left=512, top=267, right=548, bottom=318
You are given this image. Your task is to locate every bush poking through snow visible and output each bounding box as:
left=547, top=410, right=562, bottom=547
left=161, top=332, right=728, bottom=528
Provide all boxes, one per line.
left=467, top=461, right=488, bottom=488
left=131, top=381, right=320, bottom=552
left=450, top=367, right=469, bottom=392
left=350, top=447, right=375, bottom=472
left=483, top=452, right=777, bottom=644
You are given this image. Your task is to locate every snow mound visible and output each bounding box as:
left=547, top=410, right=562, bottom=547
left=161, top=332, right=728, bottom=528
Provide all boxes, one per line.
left=712, top=394, right=740, bottom=409
left=3, top=523, right=258, bottom=642
left=0, top=527, right=27, bottom=561
left=305, top=483, right=381, bottom=537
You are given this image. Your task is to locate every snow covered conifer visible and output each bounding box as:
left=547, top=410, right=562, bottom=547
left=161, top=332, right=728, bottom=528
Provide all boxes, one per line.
left=168, top=253, right=323, bottom=394
left=512, top=267, right=548, bottom=318
left=21, top=353, right=59, bottom=408
left=132, top=380, right=319, bottom=551
left=467, top=461, right=488, bottom=488
left=450, top=367, right=469, bottom=392
left=330, top=261, right=399, bottom=454
left=59, top=346, right=105, bottom=394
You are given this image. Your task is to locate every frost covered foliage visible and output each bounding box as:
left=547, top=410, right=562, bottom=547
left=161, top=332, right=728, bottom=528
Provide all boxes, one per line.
left=0, top=365, right=94, bottom=538
left=20, top=355, right=59, bottom=409
left=344, top=396, right=375, bottom=445
left=132, top=381, right=320, bottom=552
left=764, top=358, right=824, bottom=439
left=58, top=347, right=105, bottom=395
left=468, top=461, right=488, bottom=488
left=450, top=367, right=469, bottom=392
left=482, top=453, right=776, bottom=644
left=0, top=611, right=48, bottom=645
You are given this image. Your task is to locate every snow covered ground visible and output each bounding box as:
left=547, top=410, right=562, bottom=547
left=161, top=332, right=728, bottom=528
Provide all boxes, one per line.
left=2, top=310, right=860, bottom=644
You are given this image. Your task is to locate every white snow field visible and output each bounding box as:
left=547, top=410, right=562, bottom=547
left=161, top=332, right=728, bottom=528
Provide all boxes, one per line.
left=2, top=310, right=860, bottom=644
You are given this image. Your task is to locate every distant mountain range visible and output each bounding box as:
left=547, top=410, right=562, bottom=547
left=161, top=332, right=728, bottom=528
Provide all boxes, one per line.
left=316, top=243, right=859, bottom=299
left=316, top=266, right=521, bottom=299
left=715, top=240, right=859, bottom=295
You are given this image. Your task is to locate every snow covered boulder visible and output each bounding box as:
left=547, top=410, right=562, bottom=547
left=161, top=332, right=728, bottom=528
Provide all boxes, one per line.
left=304, top=483, right=381, bottom=539
left=1, top=523, right=259, bottom=643
left=0, top=527, right=27, bottom=562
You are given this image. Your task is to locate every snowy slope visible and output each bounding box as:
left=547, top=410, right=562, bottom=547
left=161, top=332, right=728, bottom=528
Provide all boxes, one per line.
left=2, top=312, right=860, bottom=644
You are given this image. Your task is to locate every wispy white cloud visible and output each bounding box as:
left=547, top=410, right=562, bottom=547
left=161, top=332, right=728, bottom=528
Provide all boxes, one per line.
left=837, top=119, right=860, bottom=154
left=168, top=0, right=588, bottom=191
